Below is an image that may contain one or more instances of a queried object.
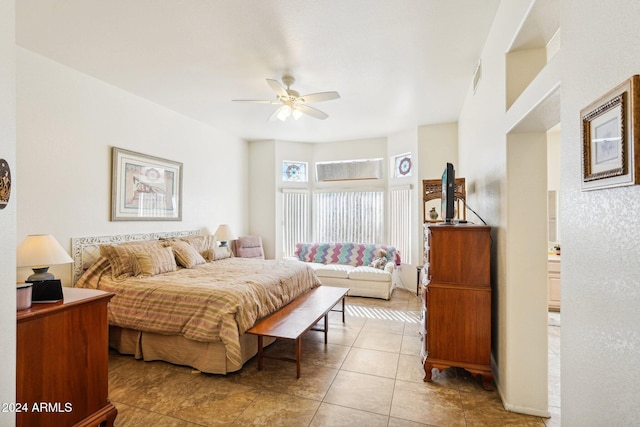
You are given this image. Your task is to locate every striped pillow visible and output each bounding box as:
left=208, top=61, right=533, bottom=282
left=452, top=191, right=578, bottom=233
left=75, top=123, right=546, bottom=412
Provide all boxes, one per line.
left=99, top=241, right=164, bottom=279
left=75, top=256, right=111, bottom=289
left=131, top=246, right=177, bottom=277
left=203, top=247, right=233, bottom=261
left=178, top=235, right=217, bottom=257
left=167, top=240, right=206, bottom=268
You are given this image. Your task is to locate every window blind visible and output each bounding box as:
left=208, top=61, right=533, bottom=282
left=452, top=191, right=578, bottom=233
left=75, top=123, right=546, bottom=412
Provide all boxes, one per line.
left=282, top=190, right=310, bottom=257
left=389, top=186, right=411, bottom=261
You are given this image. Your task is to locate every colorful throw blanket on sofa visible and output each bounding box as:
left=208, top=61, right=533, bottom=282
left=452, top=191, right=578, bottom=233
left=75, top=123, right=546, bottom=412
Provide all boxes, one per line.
left=294, top=242, right=401, bottom=266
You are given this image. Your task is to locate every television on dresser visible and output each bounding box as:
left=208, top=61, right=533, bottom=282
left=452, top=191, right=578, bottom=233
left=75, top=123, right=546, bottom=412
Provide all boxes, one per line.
left=441, top=162, right=455, bottom=222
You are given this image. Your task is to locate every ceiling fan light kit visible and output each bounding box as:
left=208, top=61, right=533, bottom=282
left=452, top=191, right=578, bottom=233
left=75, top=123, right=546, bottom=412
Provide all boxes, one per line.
left=234, top=75, right=340, bottom=121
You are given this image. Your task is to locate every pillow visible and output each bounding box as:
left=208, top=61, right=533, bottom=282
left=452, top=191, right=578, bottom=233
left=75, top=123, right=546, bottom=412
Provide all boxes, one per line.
left=235, top=236, right=265, bottom=259
left=131, top=246, right=177, bottom=277
left=167, top=240, right=206, bottom=268
left=238, top=246, right=264, bottom=259
left=369, top=248, right=388, bottom=270
left=369, top=257, right=387, bottom=270
left=75, top=256, right=111, bottom=289
left=178, top=235, right=217, bottom=256
left=203, top=247, right=233, bottom=261
left=99, top=241, right=163, bottom=279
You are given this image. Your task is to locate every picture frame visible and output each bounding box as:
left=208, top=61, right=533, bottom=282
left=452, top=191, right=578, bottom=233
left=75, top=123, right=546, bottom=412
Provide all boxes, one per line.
left=111, top=147, right=183, bottom=221
left=581, top=75, right=640, bottom=191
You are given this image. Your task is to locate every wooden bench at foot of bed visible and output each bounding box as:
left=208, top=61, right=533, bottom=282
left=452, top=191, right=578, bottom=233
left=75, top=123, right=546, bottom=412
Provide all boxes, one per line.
left=246, top=286, right=348, bottom=378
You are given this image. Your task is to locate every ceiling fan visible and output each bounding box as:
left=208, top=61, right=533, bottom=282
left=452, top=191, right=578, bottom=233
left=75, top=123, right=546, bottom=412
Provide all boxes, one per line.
left=233, top=75, right=340, bottom=121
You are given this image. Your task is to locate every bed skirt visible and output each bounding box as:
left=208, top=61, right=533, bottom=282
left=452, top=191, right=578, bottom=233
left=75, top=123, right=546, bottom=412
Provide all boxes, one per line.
left=108, top=326, right=275, bottom=374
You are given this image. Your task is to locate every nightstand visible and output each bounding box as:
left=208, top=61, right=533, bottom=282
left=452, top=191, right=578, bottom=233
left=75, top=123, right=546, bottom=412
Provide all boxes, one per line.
left=17, top=287, right=117, bottom=426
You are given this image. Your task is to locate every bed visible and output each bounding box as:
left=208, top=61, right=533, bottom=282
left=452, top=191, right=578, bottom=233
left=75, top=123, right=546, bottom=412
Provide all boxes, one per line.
left=72, top=230, right=320, bottom=374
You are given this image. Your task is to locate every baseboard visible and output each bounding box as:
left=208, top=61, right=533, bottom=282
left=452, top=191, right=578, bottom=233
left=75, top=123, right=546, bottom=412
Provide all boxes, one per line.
left=502, top=402, right=550, bottom=418
left=491, top=355, right=551, bottom=418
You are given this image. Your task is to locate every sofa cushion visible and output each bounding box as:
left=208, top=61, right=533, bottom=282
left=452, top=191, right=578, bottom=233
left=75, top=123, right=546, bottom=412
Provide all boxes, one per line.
left=348, top=266, right=391, bottom=282
left=294, top=242, right=401, bottom=266
left=307, top=263, right=354, bottom=279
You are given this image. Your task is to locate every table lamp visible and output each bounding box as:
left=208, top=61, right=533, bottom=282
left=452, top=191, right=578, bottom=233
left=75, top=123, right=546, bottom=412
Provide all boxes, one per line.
left=17, top=234, right=74, bottom=282
left=214, top=224, right=237, bottom=247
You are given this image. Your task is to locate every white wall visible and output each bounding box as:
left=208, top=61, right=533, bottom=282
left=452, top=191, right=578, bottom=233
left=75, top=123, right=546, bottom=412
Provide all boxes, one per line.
left=458, top=0, right=551, bottom=416
left=248, top=140, right=277, bottom=258
left=16, top=48, right=248, bottom=284
left=547, top=126, right=561, bottom=192
left=0, top=0, right=17, bottom=425
left=417, top=122, right=458, bottom=221
left=561, top=0, right=640, bottom=424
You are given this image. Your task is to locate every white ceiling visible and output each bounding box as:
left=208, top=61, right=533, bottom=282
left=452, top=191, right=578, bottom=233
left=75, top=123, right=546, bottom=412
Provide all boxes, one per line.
left=16, top=0, right=500, bottom=143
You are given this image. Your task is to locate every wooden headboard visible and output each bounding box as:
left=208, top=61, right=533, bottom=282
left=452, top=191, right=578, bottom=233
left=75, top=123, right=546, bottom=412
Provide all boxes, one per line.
left=71, top=229, right=200, bottom=284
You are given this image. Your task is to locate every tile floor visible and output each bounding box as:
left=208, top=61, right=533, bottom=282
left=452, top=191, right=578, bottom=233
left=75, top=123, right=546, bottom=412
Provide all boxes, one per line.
left=109, top=288, right=561, bottom=426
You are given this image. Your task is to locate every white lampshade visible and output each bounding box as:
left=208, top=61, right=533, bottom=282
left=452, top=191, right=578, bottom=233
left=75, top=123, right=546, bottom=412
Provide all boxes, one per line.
left=214, top=224, right=237, bottom=246
left=17, top=234, right=73, bottom=267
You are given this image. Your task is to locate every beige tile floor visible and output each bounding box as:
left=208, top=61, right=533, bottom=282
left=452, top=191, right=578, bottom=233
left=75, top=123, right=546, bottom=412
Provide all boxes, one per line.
left=109, top=288, right=561, bottom=426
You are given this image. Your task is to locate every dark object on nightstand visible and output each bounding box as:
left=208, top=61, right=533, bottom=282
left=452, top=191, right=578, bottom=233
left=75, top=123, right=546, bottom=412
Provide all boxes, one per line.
left=31, top=279, right=64, bottom=302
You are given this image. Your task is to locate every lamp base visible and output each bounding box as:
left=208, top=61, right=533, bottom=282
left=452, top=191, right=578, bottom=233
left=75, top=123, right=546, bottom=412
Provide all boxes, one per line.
left=26, top=266, right=55, bottom=283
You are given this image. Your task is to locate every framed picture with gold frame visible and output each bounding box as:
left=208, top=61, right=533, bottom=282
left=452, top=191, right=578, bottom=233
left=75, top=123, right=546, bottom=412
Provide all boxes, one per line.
left=581, top=75, right=640, bottom=191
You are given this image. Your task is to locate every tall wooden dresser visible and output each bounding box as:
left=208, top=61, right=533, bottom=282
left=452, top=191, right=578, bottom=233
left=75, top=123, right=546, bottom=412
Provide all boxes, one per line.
left=17, top=287, right=117, bottom=426
left=421, top=224, right=493, bottom=389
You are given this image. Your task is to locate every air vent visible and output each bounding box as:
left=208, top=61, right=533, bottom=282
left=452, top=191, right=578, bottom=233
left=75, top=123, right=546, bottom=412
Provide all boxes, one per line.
left=316, top=159, right=383, bottom=182
left=473, top=61, right=482, bottom=93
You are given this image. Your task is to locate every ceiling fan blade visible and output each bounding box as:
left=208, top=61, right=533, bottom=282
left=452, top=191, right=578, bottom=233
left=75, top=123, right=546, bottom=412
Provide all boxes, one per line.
left=266, top=79, right=289, bottom=98
left=298, top=104, right=329, bottom=120
left=232, top=99, right=279, bottom=104
left=299, top=91, right=340, bottom=103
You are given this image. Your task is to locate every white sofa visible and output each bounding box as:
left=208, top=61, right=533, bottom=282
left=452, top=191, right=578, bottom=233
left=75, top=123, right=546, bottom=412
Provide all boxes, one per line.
left=291, top=242, right=401, bottom=300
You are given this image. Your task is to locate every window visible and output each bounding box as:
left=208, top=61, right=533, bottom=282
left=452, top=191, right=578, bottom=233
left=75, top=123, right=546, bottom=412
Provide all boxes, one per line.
left=316, top=159, right=383, bottom=182
left=389, top=186, right=411, bottom=261
left=393, top=153, right=412, bottom=177
left=282, top=161, right=308, bottom=182
left=314, top=190, right=384, bottom=243
left=282, top=190, right=310, bottom=256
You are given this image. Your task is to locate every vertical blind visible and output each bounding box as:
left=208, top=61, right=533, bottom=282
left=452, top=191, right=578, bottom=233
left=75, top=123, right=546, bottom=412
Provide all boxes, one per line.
left=282, top=190, right=310, bottom=257
left=283, top=187, right=410, bottom=261
left=314, top=190, right=384, bottom=244
left=389, top=186, right=411, bottom=261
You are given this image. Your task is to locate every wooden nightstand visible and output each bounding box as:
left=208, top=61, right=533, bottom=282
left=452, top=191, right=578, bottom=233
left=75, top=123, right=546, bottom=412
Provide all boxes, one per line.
left=17, top=287, right=117, bottom=427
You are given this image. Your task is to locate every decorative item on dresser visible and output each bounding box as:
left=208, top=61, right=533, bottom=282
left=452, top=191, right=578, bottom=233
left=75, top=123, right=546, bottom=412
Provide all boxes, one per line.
left=421, top=223, right=493, bottom=390
left=16, top=287, right=117, bottom=426
left=423, top=177, right=466, bottom=223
